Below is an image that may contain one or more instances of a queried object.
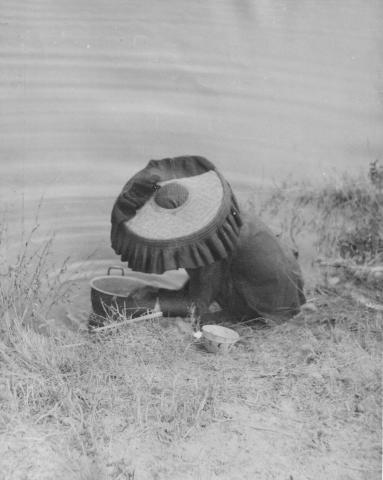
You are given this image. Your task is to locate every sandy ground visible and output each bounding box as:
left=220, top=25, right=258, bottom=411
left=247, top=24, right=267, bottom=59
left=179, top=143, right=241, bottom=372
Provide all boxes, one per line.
left=1, top=291, right=381, bottom=480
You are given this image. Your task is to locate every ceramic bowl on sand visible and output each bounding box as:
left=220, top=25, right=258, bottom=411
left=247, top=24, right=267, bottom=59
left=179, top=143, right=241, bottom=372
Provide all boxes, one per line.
left=201, top=325, right=240, bottom=354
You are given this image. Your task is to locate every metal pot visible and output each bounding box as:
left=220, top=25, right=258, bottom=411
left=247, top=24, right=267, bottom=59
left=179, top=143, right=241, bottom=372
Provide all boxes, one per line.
left=90, top=266, right=152, bottom=319
left=89, top=266, right=190, bottom=326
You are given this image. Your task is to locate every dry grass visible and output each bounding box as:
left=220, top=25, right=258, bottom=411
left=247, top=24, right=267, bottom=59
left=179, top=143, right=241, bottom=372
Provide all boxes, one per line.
left=247, top=163, right=383, bottom=264
left=0, top=165, right=382, bottom=479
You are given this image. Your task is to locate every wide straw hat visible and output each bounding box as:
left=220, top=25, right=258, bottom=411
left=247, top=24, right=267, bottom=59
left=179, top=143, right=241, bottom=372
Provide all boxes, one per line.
left=111, top=156, right=242, bottom=273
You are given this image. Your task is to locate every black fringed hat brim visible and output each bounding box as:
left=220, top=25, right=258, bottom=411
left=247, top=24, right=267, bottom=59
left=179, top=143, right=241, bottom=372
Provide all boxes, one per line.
left=111, top=156, right=242, bottom=273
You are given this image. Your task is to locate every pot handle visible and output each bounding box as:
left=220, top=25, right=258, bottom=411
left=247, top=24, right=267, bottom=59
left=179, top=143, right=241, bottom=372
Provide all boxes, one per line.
left=107, top=266, right=125, bottom=276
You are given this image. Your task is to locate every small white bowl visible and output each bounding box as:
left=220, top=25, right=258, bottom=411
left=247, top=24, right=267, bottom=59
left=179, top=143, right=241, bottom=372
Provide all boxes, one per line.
left=201, top=325, right=240, bottom=354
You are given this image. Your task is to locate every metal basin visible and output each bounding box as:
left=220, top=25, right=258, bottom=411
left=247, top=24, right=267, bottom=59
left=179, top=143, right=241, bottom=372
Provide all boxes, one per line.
left=90, top=266, right=190, bottom=325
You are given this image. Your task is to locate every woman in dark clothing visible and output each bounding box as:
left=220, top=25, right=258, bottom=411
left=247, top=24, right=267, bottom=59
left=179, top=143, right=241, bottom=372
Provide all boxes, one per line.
left=110, top=155, right=305, bottom=324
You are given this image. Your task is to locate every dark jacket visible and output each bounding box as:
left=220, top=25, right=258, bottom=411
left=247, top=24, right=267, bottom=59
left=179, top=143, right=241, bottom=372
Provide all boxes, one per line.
left=187, top=215, right=305, bottom=322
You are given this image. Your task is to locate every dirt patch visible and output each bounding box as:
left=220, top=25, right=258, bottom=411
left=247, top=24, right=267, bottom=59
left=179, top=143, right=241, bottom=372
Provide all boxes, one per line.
left=0, top=422, right=102, bottom=480
left=1, top=290, right=381, bottom=480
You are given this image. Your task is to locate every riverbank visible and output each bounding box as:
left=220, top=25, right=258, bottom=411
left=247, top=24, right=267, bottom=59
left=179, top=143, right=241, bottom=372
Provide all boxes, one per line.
left=0, top=168, right=382, bottom=479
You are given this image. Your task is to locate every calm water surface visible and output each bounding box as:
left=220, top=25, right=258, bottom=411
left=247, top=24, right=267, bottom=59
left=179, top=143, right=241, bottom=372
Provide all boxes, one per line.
left=0, top=0, right=382, bottom=315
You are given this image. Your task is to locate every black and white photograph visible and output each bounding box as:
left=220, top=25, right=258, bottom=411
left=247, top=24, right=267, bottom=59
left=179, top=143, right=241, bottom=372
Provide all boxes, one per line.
left=0, top=1, right=382, bottom=478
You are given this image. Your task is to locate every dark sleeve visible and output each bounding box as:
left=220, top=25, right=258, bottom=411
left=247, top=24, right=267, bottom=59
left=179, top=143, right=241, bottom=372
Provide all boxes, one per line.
left=112, top=172, right=161, bottom=226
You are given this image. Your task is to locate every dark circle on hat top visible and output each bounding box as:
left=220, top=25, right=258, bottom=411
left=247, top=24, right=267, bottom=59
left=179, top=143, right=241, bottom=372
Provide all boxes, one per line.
left=124, top=171, right=240, bottom=249
left=154, top=182, right=189, bottom=209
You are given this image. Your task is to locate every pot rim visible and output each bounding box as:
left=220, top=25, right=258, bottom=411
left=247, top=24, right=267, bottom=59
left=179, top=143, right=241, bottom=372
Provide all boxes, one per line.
left=90, top=275, right=148, bottom=298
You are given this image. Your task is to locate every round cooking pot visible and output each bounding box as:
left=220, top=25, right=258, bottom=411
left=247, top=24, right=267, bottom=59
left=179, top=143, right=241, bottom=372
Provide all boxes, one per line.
left=90, top=266, right=190, bottom=324
left=90, top=266, right=152, bottom=319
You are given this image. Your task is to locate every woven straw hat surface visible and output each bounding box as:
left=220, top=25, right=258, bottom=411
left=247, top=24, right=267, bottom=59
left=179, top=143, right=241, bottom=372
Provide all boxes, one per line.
left=127, top=171, right=224, bottom=240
